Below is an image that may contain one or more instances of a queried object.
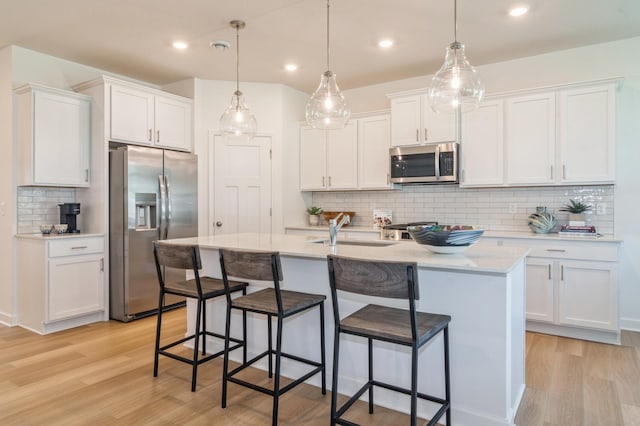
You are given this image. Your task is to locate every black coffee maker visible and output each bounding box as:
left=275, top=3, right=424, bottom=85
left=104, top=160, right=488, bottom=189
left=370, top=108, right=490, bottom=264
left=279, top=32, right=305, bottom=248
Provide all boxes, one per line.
left=58, top=203, right=81, bottom=233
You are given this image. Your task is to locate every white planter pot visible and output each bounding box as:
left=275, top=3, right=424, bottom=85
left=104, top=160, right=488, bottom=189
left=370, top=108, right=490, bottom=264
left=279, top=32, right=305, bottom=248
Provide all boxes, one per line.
left=309, top=214, right=320, bottom=226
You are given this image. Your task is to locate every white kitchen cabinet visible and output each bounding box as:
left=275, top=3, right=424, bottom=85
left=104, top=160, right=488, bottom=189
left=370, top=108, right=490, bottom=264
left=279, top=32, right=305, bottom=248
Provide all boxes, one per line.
left=389, top=92, right=455, bottom=147
left=16, top=235, right=106, bottom=334
left=460, top=99, right=504, bottom=186
left=110, top=82, right=192, bottom=151
left=15, top=84, right=91, bottom=187
left=358, top=114, right=393, bottom=189
left=300, top=122, right=358, bottom=190
left=557, top=83, right=616, bottom=184
left=505, top=92, right=556, bottom=185
left=483, top=235, right=620, bottom=343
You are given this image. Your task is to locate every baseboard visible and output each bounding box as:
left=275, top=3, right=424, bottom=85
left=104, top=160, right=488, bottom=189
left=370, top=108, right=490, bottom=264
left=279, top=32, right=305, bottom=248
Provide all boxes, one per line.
left=0, top=311, right=16, bottom=327
left=620, top=317, right=640, bottom=332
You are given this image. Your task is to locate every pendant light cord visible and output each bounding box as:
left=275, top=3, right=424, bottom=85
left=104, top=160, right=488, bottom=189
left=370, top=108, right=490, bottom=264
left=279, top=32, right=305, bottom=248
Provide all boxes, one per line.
left=235, top=24, right=240, bottom=94
left=453, top=0, right=458, bottom=43
left=326, top=0, right=331, bottom=70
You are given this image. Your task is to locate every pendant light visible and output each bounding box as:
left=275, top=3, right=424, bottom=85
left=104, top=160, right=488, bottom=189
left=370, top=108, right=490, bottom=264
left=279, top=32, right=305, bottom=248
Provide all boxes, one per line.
left=305, top=0, right=350, bottom=130
left=219, top=20, right=257, bottom=138
left=427, top=0, right=484, bottom=114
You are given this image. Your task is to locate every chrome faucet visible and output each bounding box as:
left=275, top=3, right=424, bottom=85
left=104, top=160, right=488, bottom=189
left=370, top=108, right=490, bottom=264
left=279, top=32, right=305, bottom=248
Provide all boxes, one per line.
left=329, top=213, right=351, bottom=246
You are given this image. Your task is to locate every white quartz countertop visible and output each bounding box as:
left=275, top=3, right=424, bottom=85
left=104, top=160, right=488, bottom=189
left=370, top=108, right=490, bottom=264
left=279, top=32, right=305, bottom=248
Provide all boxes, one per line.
left=15, top=233, right=105, bottom=240
left=164, top=233, right=529, bottom=275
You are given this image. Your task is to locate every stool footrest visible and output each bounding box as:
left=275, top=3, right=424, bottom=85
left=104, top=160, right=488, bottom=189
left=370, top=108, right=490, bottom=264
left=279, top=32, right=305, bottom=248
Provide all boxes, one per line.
left=159, top=331, right=244, bottom=366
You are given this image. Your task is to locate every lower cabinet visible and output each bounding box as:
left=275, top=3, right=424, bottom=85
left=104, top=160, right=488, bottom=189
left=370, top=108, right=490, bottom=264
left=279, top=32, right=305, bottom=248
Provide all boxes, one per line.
left=482, top=236, right=620, bottom=343
left=17, top=235, right=106, bottom=334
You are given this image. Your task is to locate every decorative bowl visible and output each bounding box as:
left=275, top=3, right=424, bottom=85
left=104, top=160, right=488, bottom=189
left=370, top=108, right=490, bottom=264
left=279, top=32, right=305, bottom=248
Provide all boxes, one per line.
left=322, top=211, right=355, bottom=226
left=407, top=225, right=484, bottom=254
left=53, top=224, right=68, bottom=234
left=40, top=224, right=53, bottom=235
left=527, top=212, right=556, bottom=234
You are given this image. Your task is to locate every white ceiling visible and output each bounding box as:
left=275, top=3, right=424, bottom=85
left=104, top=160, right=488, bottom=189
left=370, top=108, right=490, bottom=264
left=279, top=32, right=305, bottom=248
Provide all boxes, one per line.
left=1, top=0, right=640, bottom=93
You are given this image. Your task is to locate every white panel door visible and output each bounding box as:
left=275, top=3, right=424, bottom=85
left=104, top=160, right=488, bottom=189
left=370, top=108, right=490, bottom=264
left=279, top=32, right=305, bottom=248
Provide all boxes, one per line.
left=358, top=115, right=392, bottom=189
left=505, top=93, right=556, bottom=185
left=460, top=99, right=504, bottom=186
left=525, top=258, right=554, bottom=323
left=390, top=95, right=421, bottom=146
left=558, top=84, right=616, bottom=184
left=326, top=121, right=358, bottom=189
left=110, top=84, right=154, bottom=145
left=154, top=96, right=192, bottom=151
left=48, top=255, right=104, bottom=322
left=558, top=260, right=618, bottom=331
left=212, top=134, right=272, bottom=236
left=422, top=94, right=456, bottom=143
left=299, top=126, right=327, bottom=190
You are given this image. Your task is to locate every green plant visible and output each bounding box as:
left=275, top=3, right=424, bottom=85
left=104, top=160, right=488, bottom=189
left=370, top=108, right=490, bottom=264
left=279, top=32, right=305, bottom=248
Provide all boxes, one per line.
left=559, top=199, right=592, bottom=214
left=307, top=206, right=323, bottom=215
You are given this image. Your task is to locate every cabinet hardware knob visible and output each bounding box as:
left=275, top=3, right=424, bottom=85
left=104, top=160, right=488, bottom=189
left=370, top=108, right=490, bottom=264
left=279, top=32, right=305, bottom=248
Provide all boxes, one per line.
left=71, top=246, right=88, bottom=250
left=548, top=264, right=552, bottom=280
left=561, top=265, right=564, bottom=281
left=157, top=130, right=160, bottom=142
left=547, top=249, right=566, bottom=252
left=416, top=129, right=419, bottom=142
left=424, top=128, right=428, bottom=141
left=322, top=176, right=325, bottom=187
left=148, top=129, right=152, bottom=142
left=328, top=176, right=332, bottom=187
left=216, top=221, right=222, bottom=227
left=85, top=169, right=89, bottom=182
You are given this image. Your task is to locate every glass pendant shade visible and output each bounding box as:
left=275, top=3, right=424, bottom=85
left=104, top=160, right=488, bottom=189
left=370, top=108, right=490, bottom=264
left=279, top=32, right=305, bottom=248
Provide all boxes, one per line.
left=305, top=70, right=350, bottom=130
left=428, top=41, right=484, bottom=114
left=219, top=90, right=257, bottom=138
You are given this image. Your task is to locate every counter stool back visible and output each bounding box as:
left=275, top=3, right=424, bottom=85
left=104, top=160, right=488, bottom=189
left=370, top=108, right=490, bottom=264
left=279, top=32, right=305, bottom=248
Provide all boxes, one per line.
left=219, top=248, right=327, bottom=426
left=152, top=242, right=247, bottom=392
left=327, top=255, right=451, bottom=426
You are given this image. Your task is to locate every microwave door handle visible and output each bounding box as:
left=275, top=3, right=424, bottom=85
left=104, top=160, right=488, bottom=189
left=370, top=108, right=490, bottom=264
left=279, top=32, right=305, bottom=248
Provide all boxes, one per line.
left=435, top=144, right=441, bottom=179
left=158, top=175, right=166, bottom=239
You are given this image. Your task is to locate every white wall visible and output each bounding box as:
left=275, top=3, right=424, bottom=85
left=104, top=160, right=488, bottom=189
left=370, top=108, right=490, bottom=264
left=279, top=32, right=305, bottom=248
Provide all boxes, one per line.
left=0, top=46, right=15, bottom=324
left=343, top=37, right=640, bottom=330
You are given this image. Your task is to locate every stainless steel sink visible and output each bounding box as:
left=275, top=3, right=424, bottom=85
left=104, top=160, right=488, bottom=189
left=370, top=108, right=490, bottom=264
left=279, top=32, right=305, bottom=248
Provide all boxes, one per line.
left=308, top=239, right=397, bottom=247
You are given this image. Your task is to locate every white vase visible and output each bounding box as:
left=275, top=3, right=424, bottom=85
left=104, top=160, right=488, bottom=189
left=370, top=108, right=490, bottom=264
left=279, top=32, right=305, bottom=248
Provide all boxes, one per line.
left=309, top=214, right=320, bottom=226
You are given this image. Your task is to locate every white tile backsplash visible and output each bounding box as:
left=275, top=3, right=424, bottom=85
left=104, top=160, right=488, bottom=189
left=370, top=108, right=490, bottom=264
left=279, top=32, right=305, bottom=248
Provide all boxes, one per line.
left=17, top=187, right=76, bottom=234
left=312, top=185, right=615, bottom=234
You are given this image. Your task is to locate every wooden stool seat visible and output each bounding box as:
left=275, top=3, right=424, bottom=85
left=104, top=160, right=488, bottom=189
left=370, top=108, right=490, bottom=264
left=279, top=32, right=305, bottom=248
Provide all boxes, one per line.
left=231, top=288, right=326, bottom=316
left=341, top=304, right=450, bottom=346
left=165, top=276, right=246, bottom=299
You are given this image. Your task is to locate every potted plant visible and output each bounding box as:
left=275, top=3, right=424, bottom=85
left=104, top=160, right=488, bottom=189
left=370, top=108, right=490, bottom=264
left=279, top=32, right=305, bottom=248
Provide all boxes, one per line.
left=307, top=206, right=323, bottom=226
left=559, top=199, right=592, bottom=226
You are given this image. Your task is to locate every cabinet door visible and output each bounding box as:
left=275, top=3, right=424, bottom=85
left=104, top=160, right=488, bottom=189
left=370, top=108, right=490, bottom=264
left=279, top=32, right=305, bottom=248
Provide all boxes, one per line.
left=327, top=121, right=358, bottom=189
left=525, top=258, right=555, bottom=323
left=358, top=115, right=392, bottom=189
left=154, top=96, right=192, bottom=151
left=505, top=93, right=556, bottom=185
left=300, top=126, right=327, bottom=190
left=48, top=255, right=105, bottom=322
left=558, top=260, right=617, bottom=331
left=460, top=99, right=504, bottom=186
left=110, top=85, right=154, bottom=145
left=33, top=90, right=90, bottom=186
left=422, top=94, right=456, bottom=143
left=390, top=95, right=421, bottom=146
left=558, top=84, right=616, bottom=184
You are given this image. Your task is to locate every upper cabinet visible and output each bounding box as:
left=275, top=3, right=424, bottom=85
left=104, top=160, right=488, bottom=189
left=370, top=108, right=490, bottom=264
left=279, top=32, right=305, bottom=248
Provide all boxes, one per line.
left=110, top=82, right=192, bottom=151
left=15, top=84, right=91, bottom=187
left=300, top=113, right=394, bottom=191
left=389, top=92, right=456, bottom=147
left=460, top=80, right=618, bottom=188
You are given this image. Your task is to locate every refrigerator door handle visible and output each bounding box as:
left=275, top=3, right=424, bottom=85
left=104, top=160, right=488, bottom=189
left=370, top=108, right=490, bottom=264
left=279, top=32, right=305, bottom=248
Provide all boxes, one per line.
left=165, top=174, right=172, bottom=239
left=158, top=174, right=167, bottom=239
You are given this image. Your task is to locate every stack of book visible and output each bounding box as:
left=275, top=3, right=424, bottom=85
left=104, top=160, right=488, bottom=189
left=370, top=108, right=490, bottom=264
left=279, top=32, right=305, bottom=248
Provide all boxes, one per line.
left=558, top=225, right=598, bottom=236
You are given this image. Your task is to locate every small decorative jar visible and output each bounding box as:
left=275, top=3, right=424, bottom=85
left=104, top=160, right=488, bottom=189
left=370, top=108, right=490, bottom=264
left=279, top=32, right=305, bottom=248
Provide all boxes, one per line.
left=528, top=207, right=556, bottom=234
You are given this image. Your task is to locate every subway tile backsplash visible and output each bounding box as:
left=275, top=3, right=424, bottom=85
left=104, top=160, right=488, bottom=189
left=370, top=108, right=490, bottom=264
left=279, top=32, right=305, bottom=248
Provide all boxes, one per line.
left=312, top=185, right=615, bottom=234
left=17, top=187, right=76, bottom=234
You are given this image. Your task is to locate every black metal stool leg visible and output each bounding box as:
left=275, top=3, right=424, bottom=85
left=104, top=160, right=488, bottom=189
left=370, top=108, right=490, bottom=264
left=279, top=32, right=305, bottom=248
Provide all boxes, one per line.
left=201, top=298, right=207, bottom=355
left=444, top=326, right=451, bottom=426
left=331, top=325, right=341, bottom=426
left=368, top=337, right=374, bottom=414
left=221, top=302, right=233, bottom=408
left=268, top=314, right=273, bottom=378
left=272, top=315, right=284, bottom=426
left=320, top=303, right=326, bottom=394
left=190, top=298, right=203, bottom=392
left=153, top=291, right=164, bottom=377
left=242, top=289, right=247, bottom=364
left=411, top=344, right=418, bottom=426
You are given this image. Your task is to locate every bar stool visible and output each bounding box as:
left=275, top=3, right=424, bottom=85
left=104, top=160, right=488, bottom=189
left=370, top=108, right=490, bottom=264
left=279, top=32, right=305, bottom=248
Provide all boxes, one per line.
left=326, top=254, right=451, bottom=426
left=152, top=241, right=248, bottom=392
left=219, top=248, right=326, bottom=426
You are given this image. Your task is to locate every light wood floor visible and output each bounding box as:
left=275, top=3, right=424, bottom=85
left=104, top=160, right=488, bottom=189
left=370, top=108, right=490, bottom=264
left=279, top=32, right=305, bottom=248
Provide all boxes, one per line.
left=1, top=308, right=639, bottom=425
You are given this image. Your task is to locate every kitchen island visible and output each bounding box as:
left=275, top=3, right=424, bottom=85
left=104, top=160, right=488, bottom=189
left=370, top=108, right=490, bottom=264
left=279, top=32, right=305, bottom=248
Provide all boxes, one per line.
left=165, top=233, right=529, bottom=426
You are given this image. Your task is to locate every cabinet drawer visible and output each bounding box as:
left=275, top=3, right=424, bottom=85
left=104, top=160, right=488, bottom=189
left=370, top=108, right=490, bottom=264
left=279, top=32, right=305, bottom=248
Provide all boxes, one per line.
left=48, top=237, right=104, bottom=258
left=499, top=238, right=618, bottom=262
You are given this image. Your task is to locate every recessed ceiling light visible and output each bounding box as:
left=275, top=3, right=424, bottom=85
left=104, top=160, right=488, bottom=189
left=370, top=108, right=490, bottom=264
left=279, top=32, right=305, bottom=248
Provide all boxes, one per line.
left=378, top=39, right=394, bottom=48
left=509, top=6, right=529, bottom=17
left=172, top=41, right=188, bottom=50
left=285, top=64, right=298, bottom=72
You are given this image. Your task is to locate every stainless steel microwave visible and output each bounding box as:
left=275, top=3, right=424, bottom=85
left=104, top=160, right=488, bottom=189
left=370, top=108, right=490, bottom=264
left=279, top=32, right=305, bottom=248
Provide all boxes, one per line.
left=389, top=142, right=458, bottom=184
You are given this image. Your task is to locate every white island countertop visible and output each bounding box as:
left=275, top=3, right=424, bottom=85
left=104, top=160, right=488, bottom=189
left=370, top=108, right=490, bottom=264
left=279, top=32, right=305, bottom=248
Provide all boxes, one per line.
left=167, top=232, right=529, bottom=275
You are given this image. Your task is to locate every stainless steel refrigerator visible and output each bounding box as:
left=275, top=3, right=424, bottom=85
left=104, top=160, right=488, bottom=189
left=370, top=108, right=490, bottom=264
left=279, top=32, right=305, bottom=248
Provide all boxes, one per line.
left=109, top=145, right=198, bottom=322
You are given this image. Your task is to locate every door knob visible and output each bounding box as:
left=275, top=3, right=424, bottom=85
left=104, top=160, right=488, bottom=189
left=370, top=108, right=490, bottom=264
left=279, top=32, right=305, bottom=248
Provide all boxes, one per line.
left=216, top=221, right=222, bottom=227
